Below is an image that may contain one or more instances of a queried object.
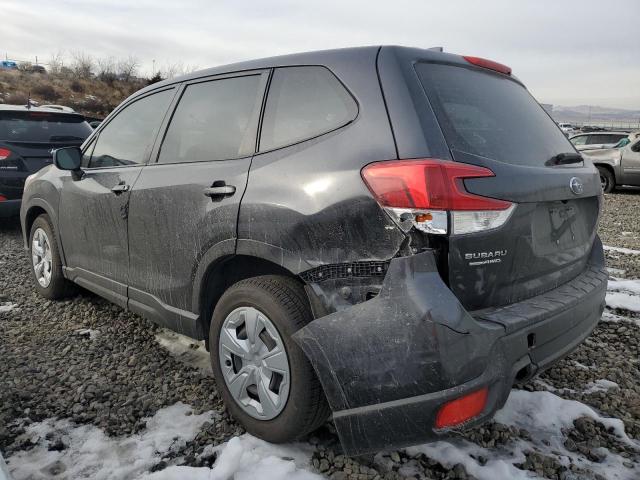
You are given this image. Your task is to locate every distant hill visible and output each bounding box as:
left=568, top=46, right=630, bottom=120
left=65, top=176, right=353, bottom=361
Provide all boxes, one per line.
left=0, top=69, right=148, bottom=119
left=552, top=105, right=640, bottom=127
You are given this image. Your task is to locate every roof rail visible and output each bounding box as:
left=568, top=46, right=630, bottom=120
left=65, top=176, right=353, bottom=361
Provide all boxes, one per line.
left=428, top=46, right=444, bottom=52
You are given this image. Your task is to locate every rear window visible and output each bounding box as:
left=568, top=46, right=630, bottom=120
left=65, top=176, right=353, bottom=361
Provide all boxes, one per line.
left=0, top=112, right=92, bottom=143
left=416, top=63, right=574, bottom=166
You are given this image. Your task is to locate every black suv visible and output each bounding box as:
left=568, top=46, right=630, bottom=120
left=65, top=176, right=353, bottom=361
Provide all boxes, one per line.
left=20, top=47, right=607, bottom=455
left=0, top=105, right=92, bottom=217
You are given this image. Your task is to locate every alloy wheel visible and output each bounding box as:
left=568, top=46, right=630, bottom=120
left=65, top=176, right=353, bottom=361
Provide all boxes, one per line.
left=31, top=228, right=53, bottom=288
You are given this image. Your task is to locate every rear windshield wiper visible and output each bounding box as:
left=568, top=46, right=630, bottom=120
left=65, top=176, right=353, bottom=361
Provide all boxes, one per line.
left=545, top=152, right=583, bottom=166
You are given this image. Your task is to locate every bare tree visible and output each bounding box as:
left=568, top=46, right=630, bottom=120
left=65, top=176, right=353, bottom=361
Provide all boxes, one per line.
left=96, top=56, right=117, bottom=82
left=70, top=51, right=94, bottom=79
left=160, top=61, right=199, bottom=80
left=48, top=50, right=65, bottom=75
left=117, top=55, right=139, bottom=82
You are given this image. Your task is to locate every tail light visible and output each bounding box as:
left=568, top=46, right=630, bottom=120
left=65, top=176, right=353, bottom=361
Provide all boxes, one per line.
left=0, top=195, right=6, bottom=202
left=361, top=159, right=515, bottom=235
left=435, top=387, right=488, bottom=429
left=0, top=148, right=11, bottom=161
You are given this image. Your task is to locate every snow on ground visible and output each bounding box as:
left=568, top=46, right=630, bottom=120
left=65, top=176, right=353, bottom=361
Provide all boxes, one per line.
left=155, top=329, right=211, bottom=374
left=75, top=328, right=101, bottom=340
left=404, top=390, right=639, bottom=480
left=584, top=379, right=619, bottom=394
left=140, top=435, right=322, bottom=480
left=6, top=403, right=215, bottom=480
left=604, top=245, right=640, bottom=255
left=0, top=302, right=17, bottom=313
left=606, top=278, right=640, bottom=313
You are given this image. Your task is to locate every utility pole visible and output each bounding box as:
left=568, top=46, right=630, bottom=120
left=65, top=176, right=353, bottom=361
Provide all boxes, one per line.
left=152, top=59, right=156, bottom=76
left=35, top=55, right=38, bottom=65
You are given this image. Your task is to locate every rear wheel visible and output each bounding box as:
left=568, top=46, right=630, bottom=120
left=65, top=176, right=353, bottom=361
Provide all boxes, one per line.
left=597, top=166, right=615, bottom=193
left=209, top=275, right=330, bottom=443
left=29, top=214, right=75, bottom=299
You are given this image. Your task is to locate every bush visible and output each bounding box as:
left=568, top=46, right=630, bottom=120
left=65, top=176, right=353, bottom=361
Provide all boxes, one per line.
left=4, top=93, right=28, bottom=105
left=70, top=80, right=84, bottom=93
left=32, top=84, right=61, bottom=101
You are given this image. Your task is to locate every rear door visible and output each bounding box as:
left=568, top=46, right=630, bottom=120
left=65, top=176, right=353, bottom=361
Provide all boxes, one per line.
left=58, top=88, right=176, bottom=306
left=126, top=71, right=268, bottom=325
left=413, top=60, right=601, bottom=311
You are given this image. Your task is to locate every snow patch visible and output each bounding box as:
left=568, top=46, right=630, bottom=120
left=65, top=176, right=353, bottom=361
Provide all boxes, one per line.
left=584, top=379, right=619, bottom=394
left=404, top=390, right=639, bottom=480
left=155, top=329, right=211, bottom=374
left=75, top=328, right=101, bottom=340
left=606, top=291, right=640, bottom=313
left=0, top=302, right=17, bottom=313
left=140, top=434, right=321, bottom=480
left=604, top=245, right=640, bottom=255
left=6, top=403, right=214, bottom=480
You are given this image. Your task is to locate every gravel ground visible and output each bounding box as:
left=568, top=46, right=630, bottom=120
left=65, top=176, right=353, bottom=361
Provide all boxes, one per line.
left=1, top=191, right=640, bottom=480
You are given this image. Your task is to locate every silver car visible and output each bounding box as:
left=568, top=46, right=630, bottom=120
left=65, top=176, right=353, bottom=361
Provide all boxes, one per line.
left=570, top=131, right=630, bottom=151
left=583, top=133, right=640, bottom=192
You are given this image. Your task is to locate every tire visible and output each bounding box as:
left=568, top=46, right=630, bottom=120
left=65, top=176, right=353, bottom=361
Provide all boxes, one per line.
left=597, top=166, right=615, bottom=193
left=209, top=275, right=330, bottom=443
left=29, top=214, right=75, bottom=299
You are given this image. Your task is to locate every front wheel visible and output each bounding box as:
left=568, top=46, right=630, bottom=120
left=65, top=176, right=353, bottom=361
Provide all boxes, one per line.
left=209, top=275, right=330, bottom=443
left=597, top=166, right=615, bottom=193
left=29, top=214, right=75, bottom=299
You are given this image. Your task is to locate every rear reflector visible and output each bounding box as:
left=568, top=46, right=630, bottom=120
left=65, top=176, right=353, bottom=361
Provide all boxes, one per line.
left=0, top=148, right=11, bottom=160
left=435, top=387, right=488, bottom=429
left=463, top=56, right=512, bottom=76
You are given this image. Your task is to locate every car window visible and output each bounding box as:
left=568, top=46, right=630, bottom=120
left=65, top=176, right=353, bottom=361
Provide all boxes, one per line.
left=89, top=89, right=174, bottom=168
left=81, top=137, right=97, bottom=167
left=571, top=135, right=589, bottom=146
left=416, top=62, right=574, bottom=166
left=0, top=111, right=92, bottom=143
left=259, top=66, right=357, bottom=151
left=158, top=75, right=262, bottom=163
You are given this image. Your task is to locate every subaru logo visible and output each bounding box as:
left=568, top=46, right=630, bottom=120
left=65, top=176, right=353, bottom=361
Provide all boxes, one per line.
left=569, top=177, right=583, bottom=195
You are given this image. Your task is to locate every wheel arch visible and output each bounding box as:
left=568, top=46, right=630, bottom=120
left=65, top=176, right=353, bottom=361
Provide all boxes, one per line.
left=195, top=253, right=303, bottom=340
left=594, top=162, right=615, bottom=179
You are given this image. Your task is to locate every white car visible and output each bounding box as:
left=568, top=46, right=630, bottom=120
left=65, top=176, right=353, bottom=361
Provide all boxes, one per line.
left=557, top=122, right=576, bottom=135
left=569, top=131, right=630, bottom=151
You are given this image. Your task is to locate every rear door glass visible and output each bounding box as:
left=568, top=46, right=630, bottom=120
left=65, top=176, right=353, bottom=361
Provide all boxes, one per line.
left=416, top=63, right=574, bottom=166
left=259, top=66, right=357, bottom=151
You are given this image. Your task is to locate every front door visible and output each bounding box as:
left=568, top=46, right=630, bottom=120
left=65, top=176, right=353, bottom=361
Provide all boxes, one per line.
left=126, top=71, right=268, bottom=330
left=58, top=88, right=176, bottom=306
left=621, top=140, right=640, bottom=185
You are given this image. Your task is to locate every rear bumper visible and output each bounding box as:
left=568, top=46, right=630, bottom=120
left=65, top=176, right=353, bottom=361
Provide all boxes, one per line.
left=293, top=237, right=607, bottom=455
left=0, top=199, right=21, bottom=218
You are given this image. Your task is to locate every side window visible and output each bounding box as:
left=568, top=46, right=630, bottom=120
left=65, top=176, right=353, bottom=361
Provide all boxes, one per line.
left=259, top=66, right=358, bottom=151
left=571, top=135, right=588, bottom=146
left=158, top=75, right=262, bottom=163
left=632, top=141, right=640, bottom=153
left=89, top=89, right=174, bottom=168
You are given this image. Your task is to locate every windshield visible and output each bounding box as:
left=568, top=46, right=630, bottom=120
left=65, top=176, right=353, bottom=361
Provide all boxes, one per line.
left=416, top=62, right=575, bottom=167
left=0, top=111, right=92, bottom=143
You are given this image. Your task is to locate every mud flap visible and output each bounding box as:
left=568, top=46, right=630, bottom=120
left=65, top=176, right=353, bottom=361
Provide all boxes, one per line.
left=292, top=250, right=503, bottom=454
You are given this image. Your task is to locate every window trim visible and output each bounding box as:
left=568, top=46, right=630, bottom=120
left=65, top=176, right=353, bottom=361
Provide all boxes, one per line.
left=81, top=86, right=178, bottom=170
left=255, top=64, right=360, bottom=155
left=149, top=69, right=270, bottom=166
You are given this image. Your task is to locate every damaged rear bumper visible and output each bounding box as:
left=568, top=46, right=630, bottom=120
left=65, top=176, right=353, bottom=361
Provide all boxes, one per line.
left=292, top=238, right=607, bottom=455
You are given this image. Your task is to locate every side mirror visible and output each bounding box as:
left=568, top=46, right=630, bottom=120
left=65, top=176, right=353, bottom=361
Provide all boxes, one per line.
left=53, top=147, right=82, bottom=171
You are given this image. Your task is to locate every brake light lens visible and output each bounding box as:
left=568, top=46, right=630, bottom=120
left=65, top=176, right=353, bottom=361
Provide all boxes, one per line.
left=361, top=159, right=515, bottom=235
left=463, top=56, right=512, bottom=75
left=0, top=148, right=11, bottom=160
left=435, top=387, right=488, bottom=429
left=0, top=195, right=6, bottom=202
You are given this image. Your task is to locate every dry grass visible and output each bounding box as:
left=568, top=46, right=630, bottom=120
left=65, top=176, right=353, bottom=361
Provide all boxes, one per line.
left=0, top=70, right=148, bottom=118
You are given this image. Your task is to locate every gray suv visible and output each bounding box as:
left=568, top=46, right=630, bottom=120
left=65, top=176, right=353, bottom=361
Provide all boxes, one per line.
left=20, top=46, right=607, bottom=455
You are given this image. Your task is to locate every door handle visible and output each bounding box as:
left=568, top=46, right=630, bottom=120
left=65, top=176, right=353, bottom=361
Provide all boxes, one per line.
left=111, top=183, right=130, bottom=194
left=203, top=184, right=236, bottom=198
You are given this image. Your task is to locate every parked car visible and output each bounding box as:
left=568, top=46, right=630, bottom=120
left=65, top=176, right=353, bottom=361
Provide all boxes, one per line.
left=569, top=131, right=629, bottom=151
left=0, top=105, right=92, bottom=217
left=0, top=60, right=18, bottom=70
left=557, top=122, right=576, bottom=135
left=20, top=46, right=606, bottom=455
left=583, top=135, right=640, bottom=192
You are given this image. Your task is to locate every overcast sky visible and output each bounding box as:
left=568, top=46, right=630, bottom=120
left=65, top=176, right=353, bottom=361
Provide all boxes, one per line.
left=3, top=0, right=639, bottom=109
